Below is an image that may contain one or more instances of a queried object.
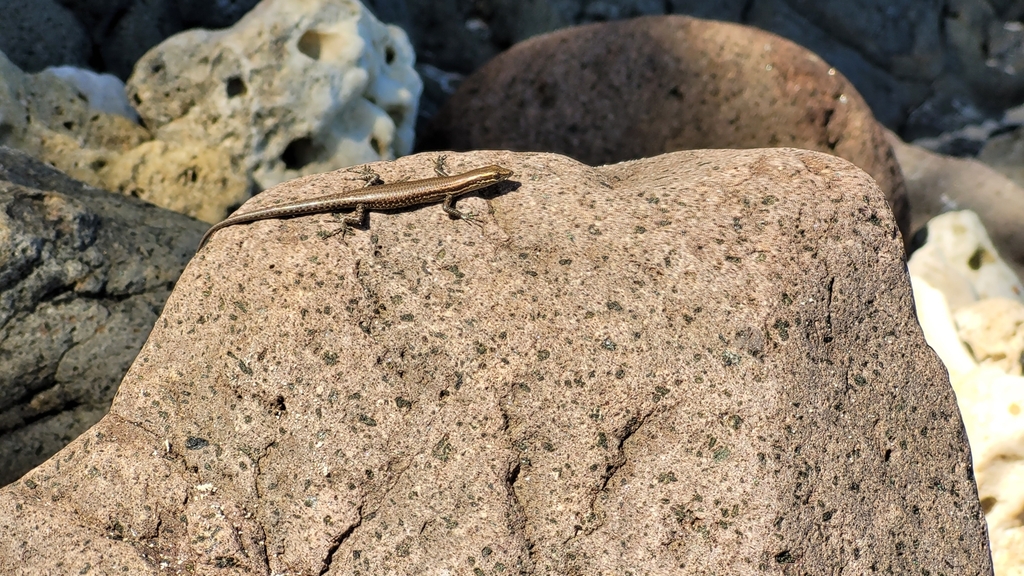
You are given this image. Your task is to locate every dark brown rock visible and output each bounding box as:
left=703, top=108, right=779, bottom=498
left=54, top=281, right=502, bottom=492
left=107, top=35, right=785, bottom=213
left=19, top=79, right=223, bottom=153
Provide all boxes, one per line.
left=0, top=149, right=990, bottom=573
left=0, top=146, right=206, bottom=486
left=420, top=15, right=911, bottom=245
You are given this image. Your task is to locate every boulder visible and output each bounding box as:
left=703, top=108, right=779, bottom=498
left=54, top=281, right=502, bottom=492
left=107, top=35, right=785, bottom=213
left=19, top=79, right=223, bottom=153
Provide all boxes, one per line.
left=908, top=211, right=1024, bottom=576
left=126, top=0, right=422, bottom=196
left=906, top=210, right=1024, bottom=312
left=0, top=146, right=207, bottom=486
left=0, top=148, right=990, bottom=574
left=0, top=0, right=90, bottom=72
left=420, top=15, right=911, bottom=245
left=888, top=129, right=1024, bottom=280
left=0, top=51, right=248, bottom=223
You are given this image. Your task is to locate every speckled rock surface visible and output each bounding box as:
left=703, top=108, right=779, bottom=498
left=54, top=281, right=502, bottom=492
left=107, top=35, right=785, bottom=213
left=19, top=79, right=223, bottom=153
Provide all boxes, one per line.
left=126, top=0, right=422, bottom=197
left=0, top=146, right=207, bottom=487
left=0, top=149, right=990, bottom=574
left=420, top=15, right=910, bottom=245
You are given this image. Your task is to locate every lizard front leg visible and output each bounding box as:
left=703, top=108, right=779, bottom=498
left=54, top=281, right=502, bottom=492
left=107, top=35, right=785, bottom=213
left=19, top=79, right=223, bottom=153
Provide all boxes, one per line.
left=319, top=204, right=367, bottom=240
left=442, top=194, right=481, bottom=227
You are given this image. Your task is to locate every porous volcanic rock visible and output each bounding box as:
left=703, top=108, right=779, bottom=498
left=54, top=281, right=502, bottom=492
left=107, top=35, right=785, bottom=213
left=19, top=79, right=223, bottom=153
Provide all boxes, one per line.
left=0, top=149, right=989, bottom=574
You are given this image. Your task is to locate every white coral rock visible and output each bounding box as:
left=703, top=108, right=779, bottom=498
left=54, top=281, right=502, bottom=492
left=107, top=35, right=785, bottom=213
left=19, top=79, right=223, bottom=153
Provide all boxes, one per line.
left=44, top=66, right=140, bottom=122
left=955, top=298, right=1024, bottom=376
left=908, top=209, right=1024, bottom=576
left=126, top=0, right=422, bottom=191
left=908, top=210, right=1024, bottom=312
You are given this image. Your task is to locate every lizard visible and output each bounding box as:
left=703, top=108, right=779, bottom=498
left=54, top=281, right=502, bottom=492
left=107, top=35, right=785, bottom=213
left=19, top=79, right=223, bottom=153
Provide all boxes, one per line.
left=197, top=156, right=514, bottom=249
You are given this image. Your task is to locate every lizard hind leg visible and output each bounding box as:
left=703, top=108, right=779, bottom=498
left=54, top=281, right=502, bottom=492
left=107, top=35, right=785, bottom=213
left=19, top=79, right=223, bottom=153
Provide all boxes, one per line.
left=347, top=165, right=384, bottom=187
left=434, top=154, right=450, bottom=177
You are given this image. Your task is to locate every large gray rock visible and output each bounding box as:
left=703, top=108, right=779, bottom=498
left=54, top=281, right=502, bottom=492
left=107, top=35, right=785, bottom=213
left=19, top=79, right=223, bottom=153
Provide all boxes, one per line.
left=58, top=0, right=262, bottom=79
left=744, top=0, right=931, bottom=129
left=399, top=0, right=1024, bottom=137
left=0, top=146, right=206, bottom=486
left=0, top=0, right=90, bottom=72
left=0, top=149, right=991, bottom=574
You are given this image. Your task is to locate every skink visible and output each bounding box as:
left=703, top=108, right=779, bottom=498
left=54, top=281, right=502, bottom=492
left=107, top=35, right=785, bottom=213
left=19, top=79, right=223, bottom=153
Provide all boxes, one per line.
left=198, top=160, right=514, bottom=249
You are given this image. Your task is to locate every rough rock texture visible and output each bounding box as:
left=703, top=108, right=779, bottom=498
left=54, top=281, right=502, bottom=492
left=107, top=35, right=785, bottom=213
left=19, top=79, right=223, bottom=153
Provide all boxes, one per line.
left=126, top=0, right=422, bottom=197
left=907, top=209, right=1024, bottom=384
left=888, top=129, right=1024, bottom=280
left=911, top=273, right=1024, bottom=576
left=0, top=149, right=991, bottom=574
left=420, top=15, right=911, bottom=246
left=910, top=269, right=981, bottom=383
left=45, top=66, right=140, bottom=121
left=1, top=0, right=421, bottom=225
left=0, top=146, right=206, bottom=487
left=0, top=51, right=249, bottom=223
left=0, top=52, right=150, bottom=155
left=955, top=298, right=1024, bottom=376
left=3, top=0, right=1023, bottom=140
left=959, top=364, right=1024, bottom=576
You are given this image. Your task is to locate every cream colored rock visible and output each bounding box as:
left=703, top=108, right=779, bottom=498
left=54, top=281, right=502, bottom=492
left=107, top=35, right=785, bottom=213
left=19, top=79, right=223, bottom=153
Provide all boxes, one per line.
left=909, top=274, right=978, bottom=380
left=907, top=210, right=1024, bottom=312
left=0, top=51, right=247, bottom=222
left=886, top=128, right=1024, bottom=281
left=126, top=0, right=421, bottom=194
left=908, top=210, right=1024, bottom=576
left=100, top=140, right=248, bottom=224
left=0, top=51, right=149, bottom=158
left=952, top=366, right=1024, bottom=448
left=912, top=273, right=1024, bottom=576
left=952, top=366, right=1024, bottom=576
left=955, top=298, right=1024, bottom=376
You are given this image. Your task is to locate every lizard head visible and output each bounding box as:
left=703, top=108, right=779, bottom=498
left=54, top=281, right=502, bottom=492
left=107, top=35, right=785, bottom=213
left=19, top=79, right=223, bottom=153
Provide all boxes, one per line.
left=464, top=165, right=515, bottom=191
